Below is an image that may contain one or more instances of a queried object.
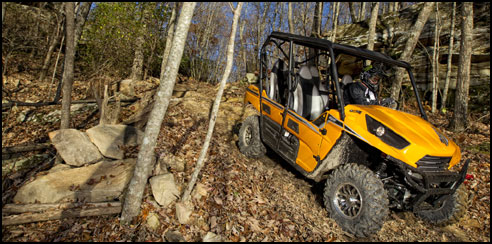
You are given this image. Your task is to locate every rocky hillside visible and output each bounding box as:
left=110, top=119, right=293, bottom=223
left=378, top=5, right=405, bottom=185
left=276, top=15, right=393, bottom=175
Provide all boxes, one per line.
left=330, top=2, right=490, bottom=92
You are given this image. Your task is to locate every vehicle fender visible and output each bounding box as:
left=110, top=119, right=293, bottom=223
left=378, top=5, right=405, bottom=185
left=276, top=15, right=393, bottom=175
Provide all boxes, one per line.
left=307, top=132, right=358, bottom=182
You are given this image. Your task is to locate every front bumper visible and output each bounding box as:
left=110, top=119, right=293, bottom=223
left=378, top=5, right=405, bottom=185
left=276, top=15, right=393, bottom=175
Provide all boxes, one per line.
left=389, top=156, right=470, bottom=211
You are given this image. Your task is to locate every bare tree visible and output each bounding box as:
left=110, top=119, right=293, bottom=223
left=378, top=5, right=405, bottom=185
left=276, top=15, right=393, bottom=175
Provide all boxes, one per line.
left=239, top=3, right=248, bottom=74
left=288, top=2, right=294, bottom=34
left=39, top=12, right=63, bottom=81
left=2, top=2, right=5, bottom=25
left=60, top=2, right=75, bottom=129
left=441, top=2, right=456, bottom=112
left=331, top=2, right=340, bottom=42
left=181, top=2, right=243, bottom=203
left=130, top=3, right=152, bottom=81
left=73, top=2, right=91, bottom=50
left=120, top=2, right=196, bottom=224
left=431, top=3, right=441, bottom=113
left=312, top=2, right=323, bottom=37
left=367, top=2, right=380, bottom=52
left=359, top=2, right=366, bottom=21
left=161, top=3, right=178, bottom=74
left=451, top=2, right=473, bottom=132
left=389, top=2, right=434, bottom=102
left=348, top=2, right=358, bottom=22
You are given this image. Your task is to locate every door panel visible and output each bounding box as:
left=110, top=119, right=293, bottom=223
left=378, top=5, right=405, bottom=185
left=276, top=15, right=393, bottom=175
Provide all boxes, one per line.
left=260, top=97, right=285, bottom=149
left=282, top=110, right=324, bottom=172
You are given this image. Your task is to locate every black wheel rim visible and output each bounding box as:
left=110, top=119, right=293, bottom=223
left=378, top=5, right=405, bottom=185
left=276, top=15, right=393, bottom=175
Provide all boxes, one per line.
left=333, top=182, right=363, bottom=219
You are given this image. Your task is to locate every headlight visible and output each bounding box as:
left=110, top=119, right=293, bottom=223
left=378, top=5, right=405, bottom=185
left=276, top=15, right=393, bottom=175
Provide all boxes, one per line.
left=366, top=115, right=410, bottom=149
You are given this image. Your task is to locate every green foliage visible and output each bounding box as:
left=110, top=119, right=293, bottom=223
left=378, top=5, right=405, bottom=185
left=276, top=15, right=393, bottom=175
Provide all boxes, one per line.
left=78, top=2, right=170, bottom=77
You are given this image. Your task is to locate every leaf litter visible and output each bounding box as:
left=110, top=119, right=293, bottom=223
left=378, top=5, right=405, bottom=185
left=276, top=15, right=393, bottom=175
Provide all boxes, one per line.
left=2, top=76, right=490, bottom=242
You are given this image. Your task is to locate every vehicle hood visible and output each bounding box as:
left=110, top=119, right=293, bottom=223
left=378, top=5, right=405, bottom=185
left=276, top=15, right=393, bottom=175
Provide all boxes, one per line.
left=342, top=105, right=460, bottom=167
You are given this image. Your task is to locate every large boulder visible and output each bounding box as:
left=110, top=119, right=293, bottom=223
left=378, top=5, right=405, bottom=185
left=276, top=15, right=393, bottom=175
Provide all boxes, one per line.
left=86, top=124, right=143, bottom=159
left=13, top=158, right=136, bottom=204
left=49, top=129, right=103, bottom=166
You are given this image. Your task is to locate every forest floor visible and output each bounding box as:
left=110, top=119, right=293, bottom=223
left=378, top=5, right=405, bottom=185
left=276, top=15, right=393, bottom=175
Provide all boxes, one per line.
left=1, top=71, right=490, bottom=242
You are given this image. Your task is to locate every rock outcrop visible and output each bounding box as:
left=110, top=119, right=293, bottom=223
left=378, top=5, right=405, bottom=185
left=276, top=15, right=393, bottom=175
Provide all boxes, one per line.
left=14, top=158, right=137, bottom=204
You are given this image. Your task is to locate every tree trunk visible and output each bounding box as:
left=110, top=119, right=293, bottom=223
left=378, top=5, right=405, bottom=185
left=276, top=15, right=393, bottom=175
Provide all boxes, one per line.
left=367, top=2, right=380, bottom=52
left=441, top=2, right=456, bottom=112
left=309, top=2, right=323, bottom=66
left=182, top=2, right=243, bottom=203
left=39, top=16, right=63, bottom=81
left=74, top=2, right=91, bottom=50
left=312, top=2, right=323, bottom=37
left=288, top=3, right=294, bottom=34
left=331, top=2, right=340, bottom=43
left=161, top=3, right=178, bottom=75
left=389, top=2, right=434, bottom=101
left=359, top=2, right=366, bottom=21
left=431, top=3, right=440, bottom=113
left=239, top=3, right=248, bottom=74
left=120, top=2, right=196, bottom=224
left=60, top=2, right=76, bottom=129
left=256, top=3, right=271, bottom=70
left=349, top=2, right=357, bottom=23
left=451, top=2, right=473, bottom=132
left=131, top=4, right=151, bottom=81
left=2, top=2, right=5, bottom=25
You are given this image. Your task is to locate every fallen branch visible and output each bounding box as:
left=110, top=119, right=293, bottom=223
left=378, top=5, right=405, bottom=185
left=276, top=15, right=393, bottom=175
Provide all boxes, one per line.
left=2, top=202, right=122, bottom=225
left=2, top=98, right=138, bottom=109
left=2, top=142, right=52, bottom=155
left=2, top=201, right=121, bottom=214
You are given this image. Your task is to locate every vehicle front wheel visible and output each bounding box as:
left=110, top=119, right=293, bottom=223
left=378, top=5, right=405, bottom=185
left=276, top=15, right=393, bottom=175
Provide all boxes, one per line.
left=324, top=163, right=389, bottom=237
left=238, top=115, right=266, bottom=158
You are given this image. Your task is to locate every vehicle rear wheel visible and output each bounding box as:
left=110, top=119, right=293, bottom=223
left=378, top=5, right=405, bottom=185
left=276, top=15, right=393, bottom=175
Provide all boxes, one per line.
left=238, top=115, right=266, bottom=158
left=414, top=185, right=467, bottom=226
left=324, top=163, right=389, bottom=237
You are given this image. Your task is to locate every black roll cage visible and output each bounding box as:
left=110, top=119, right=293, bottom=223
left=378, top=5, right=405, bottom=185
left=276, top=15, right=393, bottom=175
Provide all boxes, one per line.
left=258, top=31, right=428, bottom=122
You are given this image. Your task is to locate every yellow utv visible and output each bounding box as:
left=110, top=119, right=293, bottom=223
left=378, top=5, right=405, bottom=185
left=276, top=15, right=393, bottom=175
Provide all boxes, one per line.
left=238, top=32, right=470, bottom=237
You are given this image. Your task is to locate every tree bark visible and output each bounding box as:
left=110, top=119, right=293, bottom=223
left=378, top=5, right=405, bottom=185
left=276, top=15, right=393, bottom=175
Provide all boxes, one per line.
left=74, top=2, right=91, bottom=50
left=181, top=2, right=243, bottom=203
left=2, top=204, right=121, bottom=226
left=131, top=3, right=151, bottom=81
left=441, top=2, right=456, bottom=112
left=309, top=2, right=323, bottom=66
left=3, top=202, right=121, bottom=214
left=389, top=2, right=434, bottom=101
left=2, top=2, right=5, bottom=25
left=451, top=2, right=473, bottom=132
left=359, top=2, right=366, bottom=21
left=348, top=2, right=357, bottom=23
left=367, top=2, right=380, bottom=52
left=161, top=3, right=178, bottom=75
left=39, top=15, right=63, bottom=81
left=288, top=3, right=294, bottom=34
left=120, top=2, right=196, bottom=224
left=331, top=2, right=340, bottom=43
left=431, top=3, right=440, bottom=113
left=60, top=2, right=76, bottom=129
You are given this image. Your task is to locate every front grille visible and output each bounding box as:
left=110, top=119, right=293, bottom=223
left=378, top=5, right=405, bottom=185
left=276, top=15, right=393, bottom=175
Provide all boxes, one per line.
left=416, top=155, right=451, bottom=172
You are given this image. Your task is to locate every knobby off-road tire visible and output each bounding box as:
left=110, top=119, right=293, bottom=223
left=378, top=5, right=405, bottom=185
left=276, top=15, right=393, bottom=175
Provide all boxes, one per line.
left=238, top=115, right=266, bottom=158
left=324, top=163, right=389, bottom=238
left=414, top=185, right=467, bottom=226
